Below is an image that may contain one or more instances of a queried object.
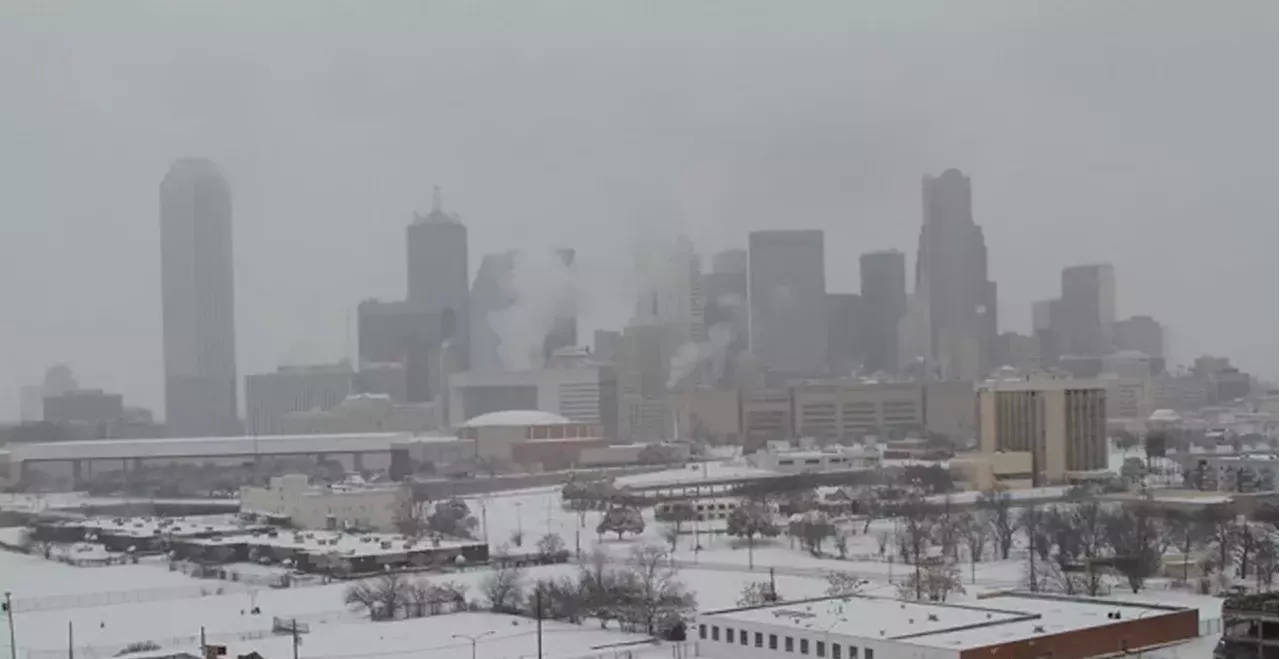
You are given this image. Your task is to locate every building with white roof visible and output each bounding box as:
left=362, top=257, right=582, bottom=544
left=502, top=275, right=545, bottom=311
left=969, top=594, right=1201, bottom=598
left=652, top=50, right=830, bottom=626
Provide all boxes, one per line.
left=240, top=474, right=403, bottom=532
left=695, top=593, right=1198, bottom=659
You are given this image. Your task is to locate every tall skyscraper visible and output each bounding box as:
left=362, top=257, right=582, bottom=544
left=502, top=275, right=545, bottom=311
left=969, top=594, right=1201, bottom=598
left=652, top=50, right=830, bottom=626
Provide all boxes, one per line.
left=1059, top=264, right=1116, bottom=357
left=407, top=187, right=469, bottom=367
left=826, top=293, right=861, bottom=377
left=633, top=235, right=705, bottom=348
left=748, top=230, right=828, bottom=381
left=916, top=169, right=996, bottom=381
left=160, top=159, right=239, bottom=436
left=859, top=250, right=907, bottom=375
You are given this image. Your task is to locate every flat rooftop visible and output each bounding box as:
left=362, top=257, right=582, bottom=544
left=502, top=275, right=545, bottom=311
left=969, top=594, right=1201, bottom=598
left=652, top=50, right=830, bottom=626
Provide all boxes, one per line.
left=183, top=530, right=482, bottom=558
left=701, top=593, right=1193, bottom=650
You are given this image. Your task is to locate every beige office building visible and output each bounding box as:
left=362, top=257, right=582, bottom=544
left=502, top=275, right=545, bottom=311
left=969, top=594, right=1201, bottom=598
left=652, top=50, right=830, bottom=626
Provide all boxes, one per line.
left=977, top=378, right=1108, bottom=485
left=791, top=380, right=923, bottom=442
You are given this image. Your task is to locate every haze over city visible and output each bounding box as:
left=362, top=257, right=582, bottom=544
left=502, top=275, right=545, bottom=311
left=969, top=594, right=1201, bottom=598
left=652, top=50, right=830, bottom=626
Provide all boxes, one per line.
left=0, top=0, right=1275, bottom=417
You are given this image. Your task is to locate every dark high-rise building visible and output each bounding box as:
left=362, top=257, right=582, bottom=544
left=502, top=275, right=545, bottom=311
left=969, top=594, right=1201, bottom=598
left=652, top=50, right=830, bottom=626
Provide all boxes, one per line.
left=1113, top=315, right=1164, bottom=359
left=357, top=299, right=440, bottom=403
left=748, top=230, right=828, bottom=381
left=916, top=169, right=996, bottom=381
left=826, top=293, right=861, bottom=377
left=703, top=249, right=750, bottom=386
left=1059, top=264, right=1116, bottom=357
left=160, top=159, right=239, bottom=436
left=407, top=187, right=469, bottom=367
left=859, top=250, right=907, bottom=375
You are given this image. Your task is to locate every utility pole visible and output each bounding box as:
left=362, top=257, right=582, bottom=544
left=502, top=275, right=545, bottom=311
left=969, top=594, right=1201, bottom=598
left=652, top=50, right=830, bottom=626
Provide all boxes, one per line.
left=4, top=592, right=16, bottom=659
left=291, top=619, right=300, bottom=659
left=768, top=568, right=777, bottom=602
left=200, top=626, right=206, bottom=659
left=67, top=621, right=73, bottom=659
left=536, top=588, right=544, bottom=659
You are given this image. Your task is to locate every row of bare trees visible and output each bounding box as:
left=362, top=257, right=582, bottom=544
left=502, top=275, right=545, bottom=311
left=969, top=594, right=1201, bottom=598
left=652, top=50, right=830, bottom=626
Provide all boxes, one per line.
left=343, top=573, right=469, bottom=620
left=478, top=544, right=696, bottom=638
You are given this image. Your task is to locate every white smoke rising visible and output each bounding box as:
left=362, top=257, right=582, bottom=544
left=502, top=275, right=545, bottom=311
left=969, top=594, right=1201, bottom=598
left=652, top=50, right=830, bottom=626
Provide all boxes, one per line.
left=487, top=249, right=577, bottom=371
left=666, top=322, right=737, bottom=389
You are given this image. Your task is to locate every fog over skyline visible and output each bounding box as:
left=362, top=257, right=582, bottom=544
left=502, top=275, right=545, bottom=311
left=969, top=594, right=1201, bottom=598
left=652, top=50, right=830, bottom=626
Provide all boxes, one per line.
left=1, top=1, right=1275, bottom=419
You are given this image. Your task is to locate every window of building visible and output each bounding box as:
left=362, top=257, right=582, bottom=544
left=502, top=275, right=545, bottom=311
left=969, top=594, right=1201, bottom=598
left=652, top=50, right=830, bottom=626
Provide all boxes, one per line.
left=711, top=626, right=719, bottom=641
left=755, top=632, right=764, bottom=647
left=849, top=646, right=858, bottom=659
left=779, top=459, right=795, bottom=465
left=699, top=624, right=706, bottom=640
left=833, top=644, right=841, bottom=659
left=804, top=459, right=821, bottom=465
left=800, top=639, right=809, bottom=655
left=725, top=627, right=732, bottom=642
left=864, top=648, right=873, bottom=659
left=816, top=640, right=826, bottom=657
left=785, top=637, right=794, bottom=652
left=740, top=629, right=748, bottom=645
left=769, top=634, right=778, bottom=650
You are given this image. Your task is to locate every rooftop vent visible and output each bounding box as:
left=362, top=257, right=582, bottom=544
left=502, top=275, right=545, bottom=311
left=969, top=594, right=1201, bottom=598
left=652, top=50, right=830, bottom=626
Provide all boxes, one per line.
left=1033, top=625, right=1045, bottom=633
left=927, top=614, right=939, bottom=622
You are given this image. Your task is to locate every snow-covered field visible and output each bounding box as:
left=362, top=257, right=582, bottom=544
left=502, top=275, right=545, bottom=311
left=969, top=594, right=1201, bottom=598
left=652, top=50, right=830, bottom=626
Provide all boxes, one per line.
left=0, top=448, right=1242, bottom=659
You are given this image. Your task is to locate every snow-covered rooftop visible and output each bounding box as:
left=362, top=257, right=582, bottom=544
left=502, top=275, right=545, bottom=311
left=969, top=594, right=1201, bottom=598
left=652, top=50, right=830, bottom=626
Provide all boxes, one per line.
left=5, top=432, right=410, bottom=462
left=701, top=593, right=1193, bottom=650
left=461, top=410, right=572, bottom=428
left=184, top=530, right=481, bottom=558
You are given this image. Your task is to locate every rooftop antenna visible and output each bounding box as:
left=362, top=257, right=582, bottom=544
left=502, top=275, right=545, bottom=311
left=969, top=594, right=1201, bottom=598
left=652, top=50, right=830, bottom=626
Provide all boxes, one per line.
left=432, top=185, right=443, bottom=213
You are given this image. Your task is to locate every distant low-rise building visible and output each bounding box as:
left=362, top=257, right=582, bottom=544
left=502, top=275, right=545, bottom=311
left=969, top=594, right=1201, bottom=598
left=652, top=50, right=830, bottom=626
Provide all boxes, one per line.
left=1183, top=453, right=1278, bottom=493
left=245, top=362, right=355, bottom=436
left=240, top=474, right=402, bottom=532
left=278, top=393, right=439, bottom=435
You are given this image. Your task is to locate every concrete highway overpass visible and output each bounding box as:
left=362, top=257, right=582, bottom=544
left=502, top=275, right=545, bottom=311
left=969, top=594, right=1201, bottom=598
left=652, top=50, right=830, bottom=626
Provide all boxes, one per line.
left=0, top=432, right=414, bottom=487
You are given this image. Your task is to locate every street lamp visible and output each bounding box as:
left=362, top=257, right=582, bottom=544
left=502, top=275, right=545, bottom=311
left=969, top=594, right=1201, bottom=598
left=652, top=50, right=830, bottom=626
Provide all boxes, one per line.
left=452, top=631, right=495, bottom=659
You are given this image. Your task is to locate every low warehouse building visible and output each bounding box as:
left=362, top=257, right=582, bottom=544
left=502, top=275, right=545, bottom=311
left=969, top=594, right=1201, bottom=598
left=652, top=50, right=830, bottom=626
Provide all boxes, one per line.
left=695, top=593, right=1198, bottom=659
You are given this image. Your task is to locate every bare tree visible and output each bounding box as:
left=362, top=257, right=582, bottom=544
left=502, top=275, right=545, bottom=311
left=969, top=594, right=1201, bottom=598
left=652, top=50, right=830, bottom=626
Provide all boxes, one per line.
left=896, top=563, right=965, bottom=602
left=932, top=496, right=962, bottom=561
left=895, top=494, right=936, bottom=600
left=726, top=501, right=780, bottom=568
left=825, top=571, right=866, bottom=597
left=578, top=547, right=625, bottom=629
left=980, top=490, right=1016, bottom=559
left=530, top=576, right=586, bottom=623
left=1163, top=510, right=1203, bottom=584
left=535, top=532, right=566, bottom=558
left=874, top=529, right=891, bottom=557
left=791, top=510, right=836, bottom=556
left=1199, top=507, right=1238, bottom=578
left=481, top=560, right=526, bottom=613
left=343, top=573, right=410, bottom=620
left=1104, top=504, right=1161, bottom=593
left=737, top=580, right=780, bottom=606
left=833, top=531, right=849, bottom=559
left=960, top=511, right=989, bottom=583
left=392, top=486, right=431, bottom=539
left=625, top=544, right=696, bottom=635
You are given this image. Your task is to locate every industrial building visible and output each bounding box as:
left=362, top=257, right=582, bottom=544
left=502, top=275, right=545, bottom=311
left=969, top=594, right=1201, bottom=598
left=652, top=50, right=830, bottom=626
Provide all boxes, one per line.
left=695, top=593, right=1198, bottom=659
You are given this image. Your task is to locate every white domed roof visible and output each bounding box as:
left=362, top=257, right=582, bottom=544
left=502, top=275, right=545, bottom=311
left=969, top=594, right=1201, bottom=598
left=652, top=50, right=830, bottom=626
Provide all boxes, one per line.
left=1148, top=409, right=1181, bottom=422
left=462, top=410, right=572, bottom=428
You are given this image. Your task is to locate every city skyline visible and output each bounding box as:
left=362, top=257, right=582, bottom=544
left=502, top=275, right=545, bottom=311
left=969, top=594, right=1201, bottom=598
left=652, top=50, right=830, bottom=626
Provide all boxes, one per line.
left=0, top=2, right=1273, bottom=419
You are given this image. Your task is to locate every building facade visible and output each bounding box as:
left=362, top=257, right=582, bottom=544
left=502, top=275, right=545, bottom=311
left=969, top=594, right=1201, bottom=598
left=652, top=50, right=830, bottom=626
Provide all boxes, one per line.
left=791, top=380, right=923, bottom=442
left=406, top=188, right=469, bottom=368
left=447, top=358, right=617, bottom=437
left=43, top=389, right=125, bottom=425
left=1113, top=315, right=1165, bottom=359
left=916, top=170, right=996, bottom=382
left=245, top=362, right=355, bottom=435
left=1059, top=264, right=1117, bottom=358
left=978, top=378, right=1109, bottom=484
left=748, top=230, right=828, bottom=381
left=160, top=159, right=239, bottom=437
left=357, top=299, right=442, bottom=404
left=825, top=293, right=861, bottom=378
left=859, top=250, right=906, bottom=375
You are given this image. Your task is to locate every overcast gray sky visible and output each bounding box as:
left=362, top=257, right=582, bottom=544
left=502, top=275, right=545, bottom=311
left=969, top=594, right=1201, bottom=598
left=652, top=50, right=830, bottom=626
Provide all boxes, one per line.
left=1, top=0, right=1275, bottom=419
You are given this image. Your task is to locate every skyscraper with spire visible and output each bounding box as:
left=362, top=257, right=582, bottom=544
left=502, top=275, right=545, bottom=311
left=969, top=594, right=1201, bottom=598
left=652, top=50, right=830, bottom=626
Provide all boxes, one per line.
left=915, top=169, right=996, bottom=381
left=406, top=187, right=469, bottom=370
